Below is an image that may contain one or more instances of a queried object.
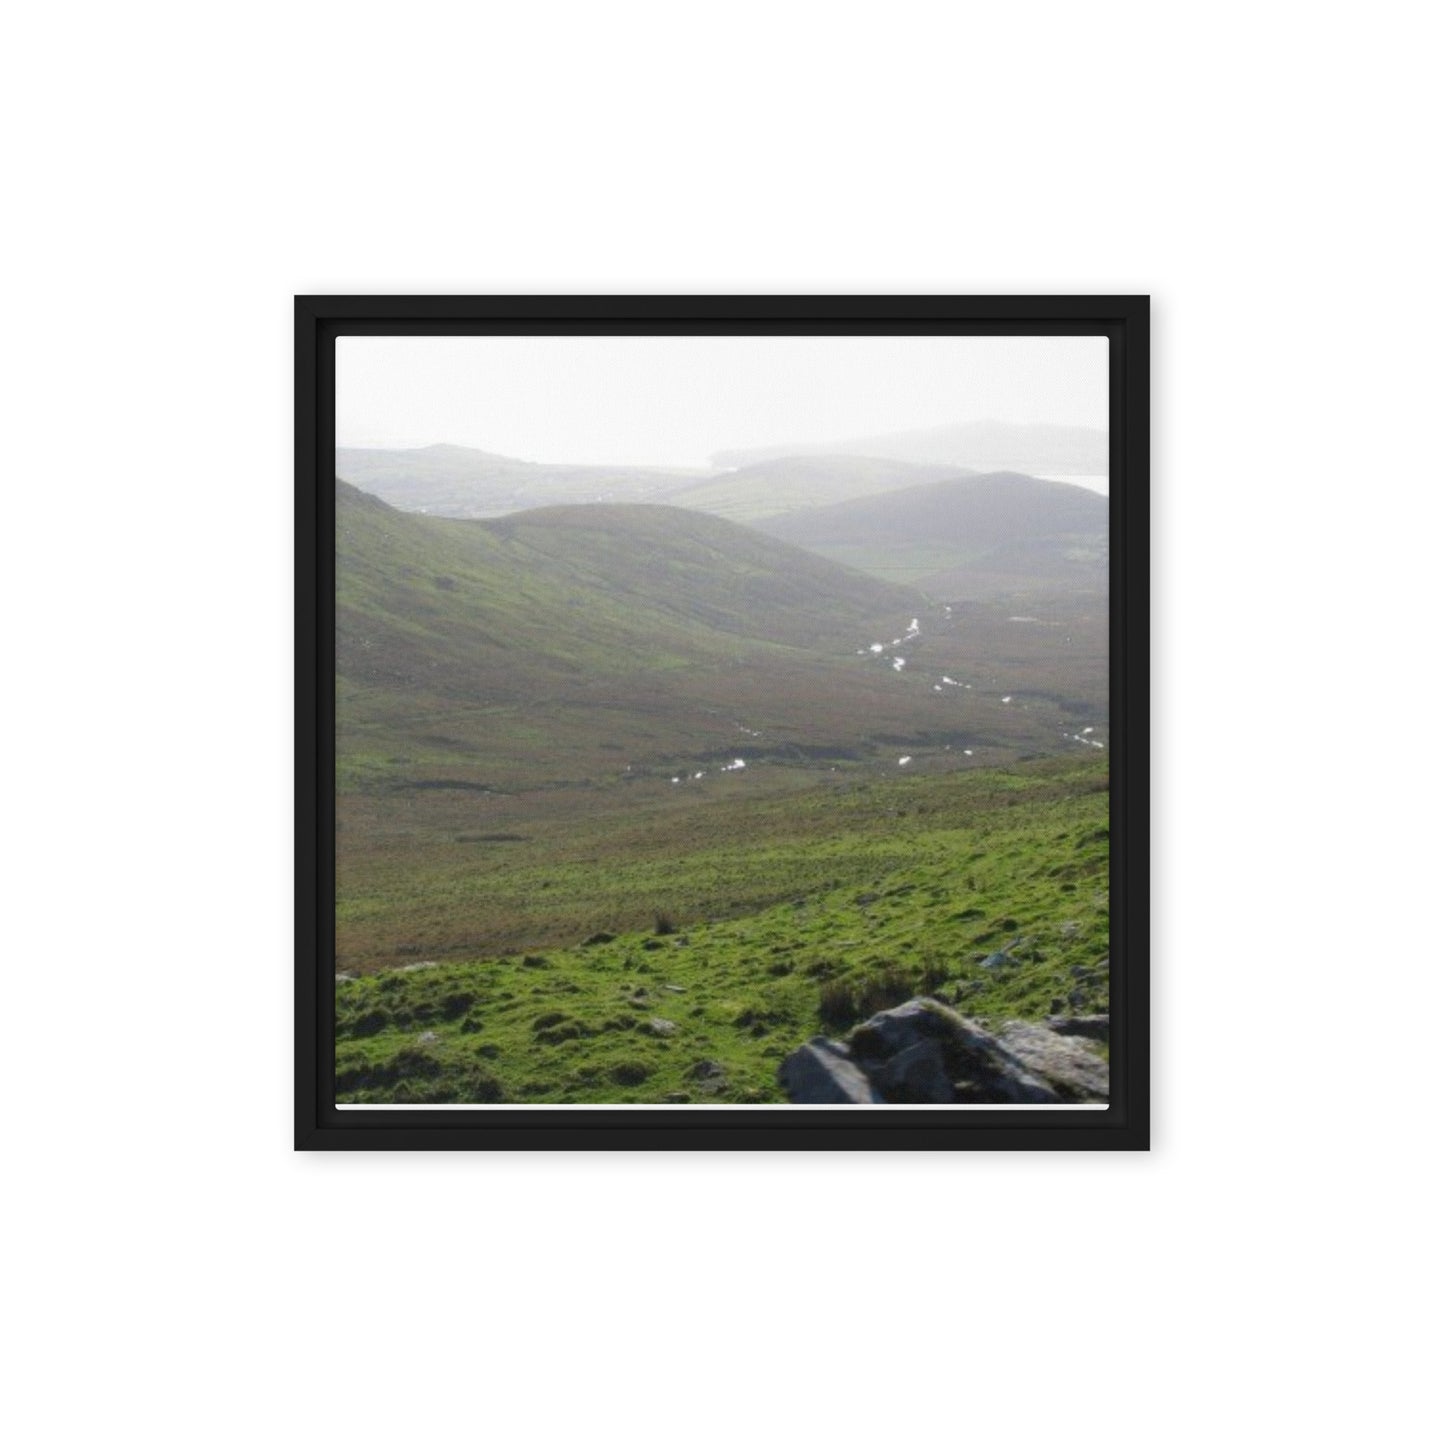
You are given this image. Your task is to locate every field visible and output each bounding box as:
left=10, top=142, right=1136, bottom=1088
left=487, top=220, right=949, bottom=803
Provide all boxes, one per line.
left=336, top=755, right=1109, bottom=1104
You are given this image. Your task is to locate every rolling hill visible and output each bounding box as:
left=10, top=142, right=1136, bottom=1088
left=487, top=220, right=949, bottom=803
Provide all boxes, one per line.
left=752, top=471, right=1109, bottom=597
left=334, top=442, right=705, bottom=518
left=713, top=419, right=1108, bottom=477
left=336, top=479, right=949, bottom=790
left=657, top=454, right=971, bottom=523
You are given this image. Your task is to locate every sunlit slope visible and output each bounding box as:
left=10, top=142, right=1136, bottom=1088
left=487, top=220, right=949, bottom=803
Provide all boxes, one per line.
left=334, top=755, right=1111, bottom=1093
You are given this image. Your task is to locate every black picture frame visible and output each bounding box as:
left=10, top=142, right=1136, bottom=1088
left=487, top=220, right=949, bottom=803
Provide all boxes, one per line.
left=297, top=294, right=1149, bottom=1150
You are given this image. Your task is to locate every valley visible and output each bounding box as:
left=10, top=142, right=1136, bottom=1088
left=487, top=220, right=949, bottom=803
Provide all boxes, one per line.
left=332, top=434, right=1111, bottom=1105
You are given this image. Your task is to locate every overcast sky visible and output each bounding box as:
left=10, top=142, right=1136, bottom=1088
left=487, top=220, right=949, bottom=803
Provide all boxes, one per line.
left=336, top=334, right=1107, bottom=468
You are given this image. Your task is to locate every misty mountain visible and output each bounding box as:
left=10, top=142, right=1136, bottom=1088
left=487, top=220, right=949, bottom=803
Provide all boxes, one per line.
left=658, top=454, right=971, bottom=523
left=335, top=442, right=705, bottom=518
left=712, top=419, right=1108, bottom=477
left=753, top=472, right=1108, bottom=598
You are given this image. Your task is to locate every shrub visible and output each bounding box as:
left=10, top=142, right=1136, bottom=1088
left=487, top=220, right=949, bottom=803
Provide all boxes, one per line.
left=610, top=1060, right=653, bottom=1085
left=653, top=911, right=678, bottom=936
left=818, top=965, right=918, bottom=1029
left=340, top=1008, right=388, bottom=1039
left=440, top=991, right=475, bottom=1020
left=818, top=979, right=856, bottom=1027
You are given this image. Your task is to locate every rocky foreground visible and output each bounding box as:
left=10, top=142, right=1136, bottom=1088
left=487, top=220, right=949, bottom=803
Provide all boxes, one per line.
left=778, top=997, right=1109, bottom=1104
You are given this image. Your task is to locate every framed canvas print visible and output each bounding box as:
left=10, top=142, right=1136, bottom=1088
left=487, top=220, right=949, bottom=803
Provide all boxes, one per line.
left=296, top=295, right=1148, bottom=1150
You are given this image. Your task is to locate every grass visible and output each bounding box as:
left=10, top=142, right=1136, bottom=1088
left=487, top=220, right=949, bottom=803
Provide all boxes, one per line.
left=335, top=755, right=1109, bottom=1104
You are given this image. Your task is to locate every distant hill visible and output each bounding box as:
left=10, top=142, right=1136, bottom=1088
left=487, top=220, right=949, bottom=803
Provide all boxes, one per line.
left=753, top=472, right=1108, bottom=598
left=658, top=454, right=971, bottom=523
left=713, top=419, right=1108, bottom=477
left=335, top=442, right=705, bottom=518
left=335, top=480, right=940, bottom=790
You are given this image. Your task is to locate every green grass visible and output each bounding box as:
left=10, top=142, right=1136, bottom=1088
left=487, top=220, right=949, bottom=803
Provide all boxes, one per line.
left=336, top=755, right=1109, bottom=1104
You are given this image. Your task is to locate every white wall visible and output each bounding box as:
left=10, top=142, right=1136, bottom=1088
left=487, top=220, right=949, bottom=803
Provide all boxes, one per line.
left=6, top=3, right=1439, bottom=1441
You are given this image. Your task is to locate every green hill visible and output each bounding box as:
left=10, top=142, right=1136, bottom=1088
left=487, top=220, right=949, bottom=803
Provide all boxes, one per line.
left=337, top=477, right=924, bottom=689
left=336, top=479, right=950, bottom=791
left=752, top=471, right=1108, bottom=597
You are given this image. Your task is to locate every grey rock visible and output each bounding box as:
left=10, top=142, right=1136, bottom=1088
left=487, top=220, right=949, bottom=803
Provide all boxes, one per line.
left=646, top=1017, right=678, bottom=1037
left=416, top=1030, right=441, bottom=1045
left=850, top=999, right=1061, bottom=1104
left=778, top=1038, right=883, bottom=1104
left=1048, top=1014, right=1110, bottom=1042
left=778, top=998, right=1110, bottom=1107
left=996, top=1022, right=1109, bottom=1101
left=880, top=1039, right=955, bottom=1103
left=847, top=997, right=959, bottom=1055
left=980, top=951, right=1015, bottom=969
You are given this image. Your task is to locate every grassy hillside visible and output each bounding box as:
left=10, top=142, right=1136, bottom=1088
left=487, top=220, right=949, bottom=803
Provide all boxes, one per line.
left=753, top=471, right=1108, bottom=596
left=335, top=479, right=966, bottom=789
left=336, top=755, right=1110, bottom=1104
left=335, top=442, right=704, bottom=518
left=338, top=478, right=923, bottom=689
left=334, top=479, right=1111, bottom=1104
left=658, top=454, right=969, bottom=523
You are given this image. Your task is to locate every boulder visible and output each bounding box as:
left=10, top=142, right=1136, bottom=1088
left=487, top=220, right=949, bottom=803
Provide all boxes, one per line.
left=779, top=998, right=1111, bottom=1106
left=879, top=1039, right=955, bottom=1103
left=848, top=999, right=1061, bottom=1104
left=995, top=1022, right=1109, bottom=1101
left=777, top=1038, right=882, bottom=1104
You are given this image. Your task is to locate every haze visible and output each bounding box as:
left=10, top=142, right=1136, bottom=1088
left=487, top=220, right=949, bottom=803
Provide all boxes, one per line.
left=337, top=334, right=1108, bottom=471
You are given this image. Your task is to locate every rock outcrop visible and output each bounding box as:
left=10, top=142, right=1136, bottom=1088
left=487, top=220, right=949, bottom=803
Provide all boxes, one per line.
left=778, top=998, right=1109, bottom=1105
left=777, top=1038, right=883, bottom=1104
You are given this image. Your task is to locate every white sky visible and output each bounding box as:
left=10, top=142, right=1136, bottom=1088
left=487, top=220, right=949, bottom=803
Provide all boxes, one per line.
left=336, top=334, right=1108, bottom=468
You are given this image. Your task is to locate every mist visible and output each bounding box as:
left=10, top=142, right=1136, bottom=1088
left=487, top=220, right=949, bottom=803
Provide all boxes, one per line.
left=336, top=334, right=1108, bottom=470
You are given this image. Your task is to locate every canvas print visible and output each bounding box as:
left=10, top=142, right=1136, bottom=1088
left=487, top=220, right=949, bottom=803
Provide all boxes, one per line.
left=333, top=333, right=1111, bottom=1107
